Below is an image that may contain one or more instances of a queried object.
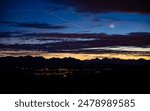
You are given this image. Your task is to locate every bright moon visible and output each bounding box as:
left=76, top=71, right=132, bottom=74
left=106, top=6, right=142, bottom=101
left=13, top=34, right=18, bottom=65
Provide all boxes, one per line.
left=110, top=24, right=115, bottom=28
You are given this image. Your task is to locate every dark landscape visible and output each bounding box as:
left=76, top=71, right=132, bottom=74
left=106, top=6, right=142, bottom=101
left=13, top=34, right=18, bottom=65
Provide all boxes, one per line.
left=0, top=56, right=149, bottom=94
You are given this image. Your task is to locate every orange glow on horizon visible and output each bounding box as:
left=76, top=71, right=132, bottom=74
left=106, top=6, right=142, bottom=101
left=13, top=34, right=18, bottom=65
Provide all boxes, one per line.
left=41, top=53, right=150, bottom=60
left=0, top=50, right=150, bottom=60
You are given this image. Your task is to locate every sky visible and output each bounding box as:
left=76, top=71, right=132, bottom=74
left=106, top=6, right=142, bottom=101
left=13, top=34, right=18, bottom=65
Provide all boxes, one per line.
left=0, top=0, right=150, bottom=60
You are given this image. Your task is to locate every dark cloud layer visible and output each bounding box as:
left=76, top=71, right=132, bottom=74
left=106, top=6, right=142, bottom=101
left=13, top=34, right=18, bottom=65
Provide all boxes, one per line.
left=17, top=23, right=67, bottom=29
left=0, top=21, right=67, bottom=29
left=0, top=32, right=150, bottom=52
left=51, top=0, right=150, bottom=13
left=1, top=0, right=150, bottom=13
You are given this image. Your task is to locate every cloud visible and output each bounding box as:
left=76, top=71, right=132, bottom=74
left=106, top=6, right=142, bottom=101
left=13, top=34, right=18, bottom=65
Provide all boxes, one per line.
left=129, top=32, right=150, bottom=36
left=0, top=21, right=67, bottom=29
left=92, top=16, right=123, bottom=23
left=0, top=31, right=25, bottom=37
left=0, top=32, right=150, bottom=53
left=0, top=36, right=97, bottom=45
left=50, top=0, right=150, bottom=14
left=17, top=23, right=67, bottom=29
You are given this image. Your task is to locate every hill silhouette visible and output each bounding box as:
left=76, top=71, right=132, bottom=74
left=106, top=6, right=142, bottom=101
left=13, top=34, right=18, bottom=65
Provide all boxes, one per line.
left=0, top=56, right=150, bottom=94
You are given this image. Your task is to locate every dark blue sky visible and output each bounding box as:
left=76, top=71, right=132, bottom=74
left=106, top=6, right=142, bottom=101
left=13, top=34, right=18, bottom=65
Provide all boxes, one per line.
left=0, top=0, right=150, bottom=34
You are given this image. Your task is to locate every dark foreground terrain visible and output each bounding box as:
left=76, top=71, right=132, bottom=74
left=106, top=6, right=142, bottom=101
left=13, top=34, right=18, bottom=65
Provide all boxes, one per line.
left=0, top=56, right=150, bottom=94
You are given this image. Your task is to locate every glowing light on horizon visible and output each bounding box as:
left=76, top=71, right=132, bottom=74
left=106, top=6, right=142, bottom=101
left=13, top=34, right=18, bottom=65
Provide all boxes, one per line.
left=0, top=50, right=150, bottom=60
left=42, top=53, right=150, bottom=60
left=83, top=46, right=150, bottom=52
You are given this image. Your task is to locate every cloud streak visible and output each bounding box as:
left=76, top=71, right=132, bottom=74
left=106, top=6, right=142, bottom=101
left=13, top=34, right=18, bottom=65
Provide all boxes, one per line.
left=0, top=36, right=97, bottom=45
left=0, top=21, right=67, bottom=29
left=18, top=22, right=67, bottom=29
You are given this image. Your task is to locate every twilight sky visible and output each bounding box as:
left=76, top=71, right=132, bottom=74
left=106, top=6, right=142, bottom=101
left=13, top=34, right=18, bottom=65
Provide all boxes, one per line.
left=0, top=0, right=150, bottom=60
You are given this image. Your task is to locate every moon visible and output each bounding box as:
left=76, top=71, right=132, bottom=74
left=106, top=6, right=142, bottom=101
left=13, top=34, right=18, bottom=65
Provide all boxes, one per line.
left=110, top=24, right=115, bottom=28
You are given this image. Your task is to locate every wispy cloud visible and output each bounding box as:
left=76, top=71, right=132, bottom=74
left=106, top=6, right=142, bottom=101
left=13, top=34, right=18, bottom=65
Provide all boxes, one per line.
left=82, top=46, right=150, bottom=52
left=0, top=31, right=25, bottom=37
left=17, top=22, right=67, bottom=29
left=0, top=21, right=67, bottom=29
left=0, top=36, right=97, bottom=45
